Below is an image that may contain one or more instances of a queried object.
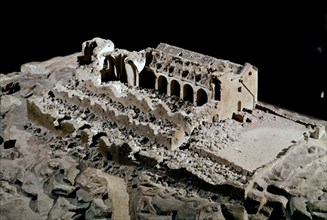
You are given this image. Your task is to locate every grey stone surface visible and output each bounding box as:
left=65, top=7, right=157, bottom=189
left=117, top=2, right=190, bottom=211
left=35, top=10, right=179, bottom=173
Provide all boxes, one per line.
left=0, top=38, right=326, bottom=220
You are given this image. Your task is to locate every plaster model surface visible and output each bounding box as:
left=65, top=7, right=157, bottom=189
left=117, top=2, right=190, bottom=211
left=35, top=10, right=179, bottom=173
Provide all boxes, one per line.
left=0, top=38, right=326, bottom=220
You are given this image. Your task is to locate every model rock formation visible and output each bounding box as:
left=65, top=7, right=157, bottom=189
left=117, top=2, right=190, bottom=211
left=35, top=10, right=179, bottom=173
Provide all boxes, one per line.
left=1, top=37, right=326, bottom=220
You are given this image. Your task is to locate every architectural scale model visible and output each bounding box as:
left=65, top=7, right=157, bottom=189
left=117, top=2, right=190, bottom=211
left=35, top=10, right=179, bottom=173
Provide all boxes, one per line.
left=0, top=37, right=326, bottom=219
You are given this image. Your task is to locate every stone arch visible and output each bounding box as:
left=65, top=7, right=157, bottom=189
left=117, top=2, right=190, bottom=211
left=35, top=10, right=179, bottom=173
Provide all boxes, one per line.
left=158, top=75, right=168, bottom=94
left=212, top=78, right=221, bottom=101
left=139, top=67, right=156, bottom=89
left=170, top=80, right=180, bottom=98
left=124, top=61, right=136, bottom=86
left=183, top=84, right=194, bottom=103
left=196, top=88, right=208, bottom=106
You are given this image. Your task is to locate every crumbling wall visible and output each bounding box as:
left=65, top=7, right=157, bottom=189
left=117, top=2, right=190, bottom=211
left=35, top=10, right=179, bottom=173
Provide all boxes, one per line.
left=80, top=80, right=198, bottom=134
left=78, top=37, right=115, bottom=70
left=238, top=63, right=258, bottom=110
left=48, top=79, right=193, bottom=150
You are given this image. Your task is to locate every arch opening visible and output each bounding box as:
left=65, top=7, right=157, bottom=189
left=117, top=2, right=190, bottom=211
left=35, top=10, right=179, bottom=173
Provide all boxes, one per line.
left=139, top=67, right=156, bottom=89
left=101, top=57, right=117, bottom=82
left=183, top=84, right=194, bottom=103
left=197, top=89, right=208, bottom=106
left=158, top=75, right=168, bottom=94
left=212, top=78, right=221, bottom=101
left=170, top=80, right=180, bottom=98
left=238, top=101, right=242, bottom=111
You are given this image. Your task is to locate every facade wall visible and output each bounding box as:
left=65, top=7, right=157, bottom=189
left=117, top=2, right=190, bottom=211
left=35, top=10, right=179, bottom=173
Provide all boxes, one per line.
left=206, top=64, right=258, bottom=121
left=122, top=60, right=213, bottom=107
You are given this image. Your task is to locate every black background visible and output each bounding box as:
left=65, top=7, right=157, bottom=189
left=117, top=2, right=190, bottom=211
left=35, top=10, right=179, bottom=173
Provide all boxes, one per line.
left=1, top=2, right=326, bottom=120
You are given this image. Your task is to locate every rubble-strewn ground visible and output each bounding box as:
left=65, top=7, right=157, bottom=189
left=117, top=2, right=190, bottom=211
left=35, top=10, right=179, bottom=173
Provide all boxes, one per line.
left=1, top=53, right=326, bottom=219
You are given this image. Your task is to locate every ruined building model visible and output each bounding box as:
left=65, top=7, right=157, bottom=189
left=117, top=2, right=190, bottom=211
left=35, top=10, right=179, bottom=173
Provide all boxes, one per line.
left=1, top=37, right=326, bottom=220
left=82, top=38, right=257, bottom=117
left=77, top=38, right=258, bottom=150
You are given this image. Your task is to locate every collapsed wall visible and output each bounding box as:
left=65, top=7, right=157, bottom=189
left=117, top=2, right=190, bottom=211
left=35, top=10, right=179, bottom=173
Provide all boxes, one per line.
left=27, top=74, right=217, bottom=151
